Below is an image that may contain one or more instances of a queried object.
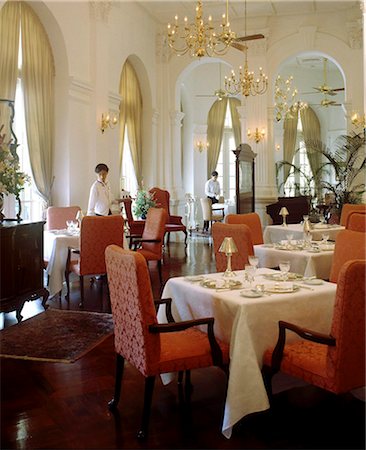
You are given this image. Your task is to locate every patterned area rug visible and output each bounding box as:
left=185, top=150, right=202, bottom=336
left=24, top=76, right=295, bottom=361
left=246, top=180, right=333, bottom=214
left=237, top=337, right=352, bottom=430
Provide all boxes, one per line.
left=0, top=309, right=114, bottom=363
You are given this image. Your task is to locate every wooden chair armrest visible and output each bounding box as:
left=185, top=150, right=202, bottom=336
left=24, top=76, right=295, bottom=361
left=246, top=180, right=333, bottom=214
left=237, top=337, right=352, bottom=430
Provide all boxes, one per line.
left=169, top=215, right=184, bottom=225
left=270, top=320, right=336, bottom=373
left=149, top=317, right=223, bottom=366
left=153, top=298, right=175, bottom=323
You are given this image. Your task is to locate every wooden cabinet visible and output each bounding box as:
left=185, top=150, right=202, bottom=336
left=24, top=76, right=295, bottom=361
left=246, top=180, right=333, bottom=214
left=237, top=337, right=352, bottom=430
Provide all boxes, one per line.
left=233, top=144, right=256, bottom=214
left=0, top=221, right=49, bottom=322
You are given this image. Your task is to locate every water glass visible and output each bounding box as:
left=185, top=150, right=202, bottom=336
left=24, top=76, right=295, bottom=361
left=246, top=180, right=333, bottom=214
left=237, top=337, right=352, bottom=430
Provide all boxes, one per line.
left=248, top=255, right=259, bottom=270
left=322, top=233, right=329, bottom=243
left=279, top=260, right=290, bottom=281
left=245, top=264, right=256, bottom=286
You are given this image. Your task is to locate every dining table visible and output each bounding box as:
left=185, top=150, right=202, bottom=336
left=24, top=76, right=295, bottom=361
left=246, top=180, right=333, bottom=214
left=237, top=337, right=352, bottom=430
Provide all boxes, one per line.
left=263, top=223, right=345, bottom=244
left=44, top=229, right=80, bottom=298
left=254, top=241, right=335, bottom=279
left=158, top=268, right=337, bottom=438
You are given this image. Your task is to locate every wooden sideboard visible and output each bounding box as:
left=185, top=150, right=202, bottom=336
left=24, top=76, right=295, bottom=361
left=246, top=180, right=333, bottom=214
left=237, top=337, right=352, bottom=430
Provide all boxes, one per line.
left=0, top=220, right=49, bottom=322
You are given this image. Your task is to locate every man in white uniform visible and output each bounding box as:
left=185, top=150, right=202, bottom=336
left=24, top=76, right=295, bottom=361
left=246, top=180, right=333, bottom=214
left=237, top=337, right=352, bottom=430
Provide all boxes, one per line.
left=87, top=163, right=113, bottom=216
left=203, top=170, right=220, bottom=231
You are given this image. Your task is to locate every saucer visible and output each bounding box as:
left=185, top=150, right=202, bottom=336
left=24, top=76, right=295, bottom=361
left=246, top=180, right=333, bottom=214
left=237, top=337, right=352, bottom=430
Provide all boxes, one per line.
left=303, top=278, right=324, bottom=285
left=240, top=290, right=262, bottom=298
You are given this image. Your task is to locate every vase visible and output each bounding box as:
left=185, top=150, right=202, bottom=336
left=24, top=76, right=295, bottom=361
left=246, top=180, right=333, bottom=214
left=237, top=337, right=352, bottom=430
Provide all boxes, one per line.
left=0, top=193, right=4, bottom=222
left=15, top=195, right=22, bottom=222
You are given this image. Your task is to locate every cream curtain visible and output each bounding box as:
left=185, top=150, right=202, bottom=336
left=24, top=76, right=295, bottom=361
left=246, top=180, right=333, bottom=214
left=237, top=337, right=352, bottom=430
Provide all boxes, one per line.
left=119, top=60, right=143, bottom=188
left=283, top=108, right=299, bottom=183
left=21, top=2, right=55, bottom=205
left=229, top=97, right=241, bottom=148
left=207, top=97, right=228, bottom=178
left=0, top=1, right=20, bottom=137
left=300, top=106, right=322, bottom=195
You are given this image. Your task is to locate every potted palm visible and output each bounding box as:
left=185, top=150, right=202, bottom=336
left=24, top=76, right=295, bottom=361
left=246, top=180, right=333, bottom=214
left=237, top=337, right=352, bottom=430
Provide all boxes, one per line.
left=276, top=131, right=365, bottom=221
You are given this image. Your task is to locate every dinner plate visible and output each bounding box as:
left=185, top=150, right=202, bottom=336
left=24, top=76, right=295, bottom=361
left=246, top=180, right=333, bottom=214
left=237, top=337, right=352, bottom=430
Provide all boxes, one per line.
left=263, top=272, right=303, bottom=281
left=307, top=248, right=321, bottom=253
left=185, top=275, right=205, bottom=282
left=200, top=279, right=242, bottom=289
left=240, top=290, right=262, bottom=298
left=265, top=284, right=300, bottom=294
left=303, top=278, right=324, bottom=285
left=319, top=244, right=335, bottom=251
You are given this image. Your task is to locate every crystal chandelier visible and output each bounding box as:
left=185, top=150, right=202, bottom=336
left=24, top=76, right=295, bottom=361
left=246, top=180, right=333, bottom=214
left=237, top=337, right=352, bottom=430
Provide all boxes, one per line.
left=274, top=75, right=307, bottom=122
left=166, top=0, right=236, bottom=58
left=224, top=0, right=268, bottom=97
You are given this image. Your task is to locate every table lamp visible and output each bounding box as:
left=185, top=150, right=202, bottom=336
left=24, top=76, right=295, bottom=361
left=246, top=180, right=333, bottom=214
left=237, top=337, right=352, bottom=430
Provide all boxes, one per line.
left=279, top=207, right=289, bottom=227
left=218, top=237, right=238, bottom=277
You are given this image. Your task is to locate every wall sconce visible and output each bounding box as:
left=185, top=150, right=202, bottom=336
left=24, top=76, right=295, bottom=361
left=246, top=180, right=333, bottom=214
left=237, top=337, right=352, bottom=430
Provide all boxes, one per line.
left=100, top=113, right=118, bottom=133
left=351, top=112, right=365, bottom=130
left=195, top=140, right=209, bottom=152
left=247, top=128, right=265, bottom=144
left=275, top=144, right=280, bottom=152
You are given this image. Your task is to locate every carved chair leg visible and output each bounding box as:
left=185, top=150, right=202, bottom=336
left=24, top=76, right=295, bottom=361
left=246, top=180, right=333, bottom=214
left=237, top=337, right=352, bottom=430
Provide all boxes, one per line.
left=262, top=364, right=274, bottom=403
left=65, top=268, right=70, bottom=299
left=137, top=376, right=155, bottom=440
left=157, top=260, right=163, bottom=286
left=108, top=354, right=125, bottom=411
left=41, top=288, right=49, bottom=310
left=183, top=230, right=188, bottom=246
left=79, top=275, right=84, bottom=308
left=184, top=369, right=192, bottom=402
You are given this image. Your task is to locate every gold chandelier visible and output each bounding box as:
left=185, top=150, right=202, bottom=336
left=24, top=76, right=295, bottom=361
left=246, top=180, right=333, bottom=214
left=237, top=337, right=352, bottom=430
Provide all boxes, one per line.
left=274, top=75, right=307, bottom=122
left=224, top=0, right=267, bottom=97
left=166, top=0, right=236, bottom=58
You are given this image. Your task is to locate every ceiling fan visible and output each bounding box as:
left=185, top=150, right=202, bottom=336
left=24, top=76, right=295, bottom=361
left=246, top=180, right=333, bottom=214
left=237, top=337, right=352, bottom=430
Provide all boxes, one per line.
left=302, top=57, right=344, bottom=97
left=196, top=64, right=230, bottom=101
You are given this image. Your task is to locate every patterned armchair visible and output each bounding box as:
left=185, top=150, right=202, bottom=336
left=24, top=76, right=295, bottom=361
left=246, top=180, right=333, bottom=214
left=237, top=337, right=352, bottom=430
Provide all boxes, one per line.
left=45, top=206, right=81, bottom=230
left=262, top=259, right=365, bottom=398
left=65, top=215, right=124, bottom=307
left=329, top=230, right=366, bottom=283
left=225, top=212, right=264, bottom=245
left=212, top=223, right=254, bottom=273
left=149, top=187, right=187, bottom=245
left=130, top=207, right=167, bottom=285
left=105, top=245, right=229, bottom=439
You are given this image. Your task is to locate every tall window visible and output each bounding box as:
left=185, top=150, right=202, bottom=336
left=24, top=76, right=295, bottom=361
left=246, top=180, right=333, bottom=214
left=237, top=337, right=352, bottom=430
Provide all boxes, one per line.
left=215, top=104, right=236, bottom=200
left=284, top=117, right=314, bottom=197
left=121, top=126, right=138, bottom=196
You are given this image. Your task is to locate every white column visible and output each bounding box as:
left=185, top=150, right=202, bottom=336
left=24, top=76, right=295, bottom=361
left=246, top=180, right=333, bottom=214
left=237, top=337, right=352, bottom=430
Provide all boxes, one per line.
left=151, top=109, right=160, bottom=187
left=169, top=110, right=185, bottom=199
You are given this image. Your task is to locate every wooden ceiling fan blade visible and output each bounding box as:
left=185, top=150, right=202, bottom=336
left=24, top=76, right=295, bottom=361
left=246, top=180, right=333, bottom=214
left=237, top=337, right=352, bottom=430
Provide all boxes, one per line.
left=332, top=88, right=345, bottom=92
left=230, top=42, right=246, bottom=52
left=235, top=33, right=265, bottom=42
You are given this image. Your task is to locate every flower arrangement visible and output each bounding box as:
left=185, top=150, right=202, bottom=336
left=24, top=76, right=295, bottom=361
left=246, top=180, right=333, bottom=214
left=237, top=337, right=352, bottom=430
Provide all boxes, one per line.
left=0, top=125, right=29, bottom=198
left=132, top=189, right=156, bottom=219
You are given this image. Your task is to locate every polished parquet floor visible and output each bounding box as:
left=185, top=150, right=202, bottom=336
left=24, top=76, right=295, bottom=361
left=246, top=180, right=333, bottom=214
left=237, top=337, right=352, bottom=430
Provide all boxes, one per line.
left=1, top=237, right=365, bottom=449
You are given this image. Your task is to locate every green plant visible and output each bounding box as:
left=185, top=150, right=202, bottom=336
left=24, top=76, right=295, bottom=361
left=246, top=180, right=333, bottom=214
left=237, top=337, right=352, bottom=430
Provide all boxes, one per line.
left=276, top=131, right=365, bottom=213
left=0, top=125, right=30, bottom=197
left=132, top=189, right=156, bottom=219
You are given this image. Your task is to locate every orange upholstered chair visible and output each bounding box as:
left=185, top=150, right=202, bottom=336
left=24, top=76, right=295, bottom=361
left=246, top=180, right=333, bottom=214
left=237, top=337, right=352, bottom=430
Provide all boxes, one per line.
left=45, top=206, right=81, bottom=230
left=105, top=245, right=229, bottom=439
left=120, top=197, right=145, bottom=241
left=65, top=215, right=124, bottom=306
left=149, top=187, right=188, bottom=245
left=212, top=223, right=254, bottom=273
left=345, top=211, right=366, bottom=232
left=225, top=213, right=264, bottom=245
left=130, top=207, right=167, bottom=285
left=329, top=230, right=366, bottom=283
left=339, top=203, right=366, bottom=226
left=262, top=259, right=365, bottom=398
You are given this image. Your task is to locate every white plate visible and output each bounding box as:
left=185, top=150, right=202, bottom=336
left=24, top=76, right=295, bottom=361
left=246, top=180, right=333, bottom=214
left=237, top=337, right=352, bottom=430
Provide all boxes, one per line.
left=200, top=279, right=242, bottom=289
left=265, top=284, right=300, bottom=294
left=240, top=290, right=262, bottom=298
left=307, top=248, right=321, bottom=253
left=185, top=275, right=205, bottom=282
left=263, top=273, right=303, bottom=281
left=303, top=278, right=324, bottom=285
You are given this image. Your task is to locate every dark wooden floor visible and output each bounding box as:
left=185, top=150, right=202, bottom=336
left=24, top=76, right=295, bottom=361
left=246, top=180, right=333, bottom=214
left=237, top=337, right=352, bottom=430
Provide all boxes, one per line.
left=1, top=237, right=365, bottom=449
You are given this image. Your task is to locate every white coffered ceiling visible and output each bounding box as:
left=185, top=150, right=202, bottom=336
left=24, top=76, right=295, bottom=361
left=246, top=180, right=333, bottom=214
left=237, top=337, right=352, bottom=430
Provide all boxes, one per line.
left=137, top=1, right=359, bottom=25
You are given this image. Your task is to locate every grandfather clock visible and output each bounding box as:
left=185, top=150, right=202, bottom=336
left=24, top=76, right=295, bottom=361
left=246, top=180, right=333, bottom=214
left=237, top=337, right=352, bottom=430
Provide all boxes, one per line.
left=233, top=143, right=256, bottom=214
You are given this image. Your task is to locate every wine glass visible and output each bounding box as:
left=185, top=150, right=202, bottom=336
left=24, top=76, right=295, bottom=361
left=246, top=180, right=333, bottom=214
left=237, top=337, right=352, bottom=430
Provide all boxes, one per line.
left=66, top=220, right=73, bottom=232
left=321, top=233, right=330, bottom=244
left=248, top=255, right=259, bottom=272
left=279, top=260, right=290, bottom=281
left=286, top=233, right=294, bottom=247
left=245, top=264, right=256, bottom=287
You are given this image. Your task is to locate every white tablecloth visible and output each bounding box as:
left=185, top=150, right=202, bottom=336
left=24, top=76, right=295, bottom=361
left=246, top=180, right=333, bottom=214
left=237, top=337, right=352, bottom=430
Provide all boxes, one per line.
left=159, top=268, right=337, bottom=438
left=254, top=244, right=334, bottom=279
left=44, top=230, right=80, bottom=297
left=263, top=224, right=345, bottom=244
